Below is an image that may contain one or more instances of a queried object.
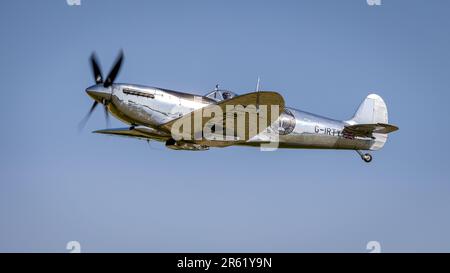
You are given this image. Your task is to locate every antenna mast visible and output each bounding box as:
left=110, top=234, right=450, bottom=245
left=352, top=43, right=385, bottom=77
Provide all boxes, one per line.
left=256, top=77, right=260, bottom=111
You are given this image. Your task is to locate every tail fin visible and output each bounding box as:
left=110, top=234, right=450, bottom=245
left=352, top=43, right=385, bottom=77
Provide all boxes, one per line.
left=347, top=94, right=393, bottom=150
left=349, top=94, right=388, bottom=124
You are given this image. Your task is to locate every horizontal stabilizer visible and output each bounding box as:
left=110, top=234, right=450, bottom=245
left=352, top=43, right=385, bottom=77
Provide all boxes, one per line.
left=343, top=123, right=399, bottom=138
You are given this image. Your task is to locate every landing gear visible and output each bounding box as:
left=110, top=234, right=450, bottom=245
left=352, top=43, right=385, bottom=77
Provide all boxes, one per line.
left=356, top=150, right=372, bottom=163
left=362, top=153, right=372, bottom=163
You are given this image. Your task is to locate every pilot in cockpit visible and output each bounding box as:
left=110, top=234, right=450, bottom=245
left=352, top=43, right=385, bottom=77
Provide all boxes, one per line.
left=205, top=84, right=238, bottom=102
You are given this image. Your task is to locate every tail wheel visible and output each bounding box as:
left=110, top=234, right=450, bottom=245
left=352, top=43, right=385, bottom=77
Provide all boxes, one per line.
left=362, top=153, right=372, bottom=163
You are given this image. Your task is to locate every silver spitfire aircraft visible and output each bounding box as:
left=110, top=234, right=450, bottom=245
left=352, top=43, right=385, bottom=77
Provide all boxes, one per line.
left=80, top=51, right=398, bottom=162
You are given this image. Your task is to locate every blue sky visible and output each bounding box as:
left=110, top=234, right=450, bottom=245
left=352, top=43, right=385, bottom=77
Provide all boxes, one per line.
left=0, top=0, right=449, bottom=252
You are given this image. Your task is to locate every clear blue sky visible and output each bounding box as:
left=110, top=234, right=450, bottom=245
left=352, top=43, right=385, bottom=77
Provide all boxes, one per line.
left=1, top=0, right=449, bottom=252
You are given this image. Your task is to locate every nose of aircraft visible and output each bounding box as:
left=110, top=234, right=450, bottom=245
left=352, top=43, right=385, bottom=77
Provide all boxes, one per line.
left=86, top=84, right=112, bottom=103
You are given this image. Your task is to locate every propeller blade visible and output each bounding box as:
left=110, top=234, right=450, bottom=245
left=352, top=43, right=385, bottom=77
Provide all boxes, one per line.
left=103, top=50, right=124, bottom=88
left=78, top=101, right=98, bottom=131
left=104, top=105, right=110, bottom=128
left=90, top=53, right=103, bottom=84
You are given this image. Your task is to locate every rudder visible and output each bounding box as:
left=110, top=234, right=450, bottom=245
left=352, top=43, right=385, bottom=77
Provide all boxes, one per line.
left=347, top=94, right=389, bottom=150
left=349, top=94, right=388, bottom=124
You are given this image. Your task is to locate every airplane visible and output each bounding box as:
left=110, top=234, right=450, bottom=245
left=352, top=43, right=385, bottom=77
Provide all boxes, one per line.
left=80, top=51, right=399, bottom=163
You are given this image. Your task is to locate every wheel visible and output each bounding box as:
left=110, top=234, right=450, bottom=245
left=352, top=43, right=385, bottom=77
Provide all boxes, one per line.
left=362, top=153, right=372, bottom=163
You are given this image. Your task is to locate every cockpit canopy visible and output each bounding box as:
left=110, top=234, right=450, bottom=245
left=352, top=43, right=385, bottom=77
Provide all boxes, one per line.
left=205, top=88, right=238, bottom=102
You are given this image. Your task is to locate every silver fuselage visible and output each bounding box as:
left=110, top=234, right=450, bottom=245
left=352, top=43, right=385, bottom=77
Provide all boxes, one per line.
left=88, top=83, right=374, bottom=150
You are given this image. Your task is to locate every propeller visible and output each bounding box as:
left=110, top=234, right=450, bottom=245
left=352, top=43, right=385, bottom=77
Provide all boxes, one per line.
left=90, top=53, right=103, bottom=84
left=78, top=101, right=99, bottom=131
left=78, top=50, right=124, bottom=131
left=103, top=50, right=123, bottom=88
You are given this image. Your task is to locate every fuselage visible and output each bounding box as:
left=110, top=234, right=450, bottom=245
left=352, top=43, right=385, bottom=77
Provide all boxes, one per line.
left=88, top=83, right=375, bottom=150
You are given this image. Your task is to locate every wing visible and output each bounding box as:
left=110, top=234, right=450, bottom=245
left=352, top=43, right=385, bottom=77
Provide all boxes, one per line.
left=159, top=91, right=285, bottom=145
left=343, top=123, right=399, bottom=138
left=93, top=126, right=170, bottom=142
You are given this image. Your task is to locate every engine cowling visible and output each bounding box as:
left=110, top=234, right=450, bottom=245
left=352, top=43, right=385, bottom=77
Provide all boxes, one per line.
left=165, top=139, right=209, bottom=151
